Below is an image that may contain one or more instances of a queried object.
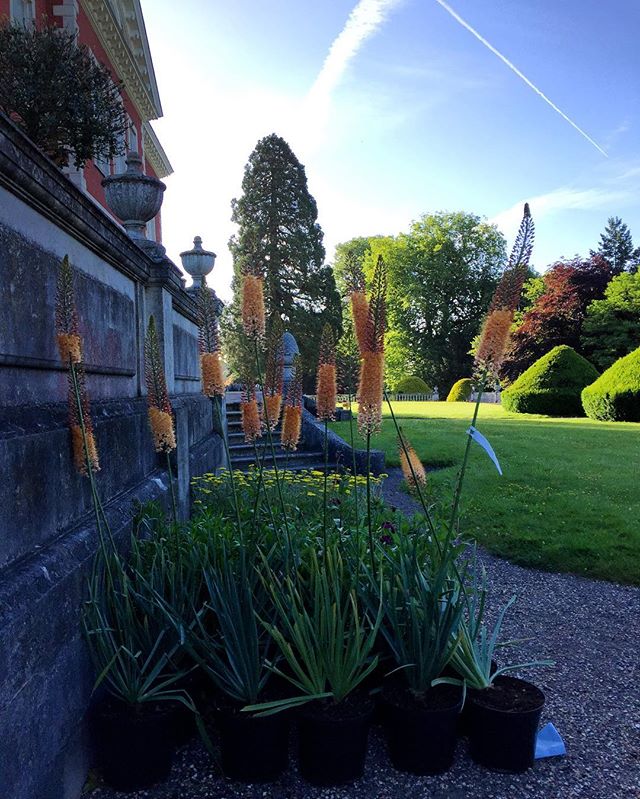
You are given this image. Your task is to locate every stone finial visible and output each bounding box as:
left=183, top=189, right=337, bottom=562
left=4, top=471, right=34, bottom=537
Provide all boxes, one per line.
left=180, top=236, right=217, bottom=291
left=101, top=150, right=166, bottom=240
left=282, top=331, right=299, bottom=390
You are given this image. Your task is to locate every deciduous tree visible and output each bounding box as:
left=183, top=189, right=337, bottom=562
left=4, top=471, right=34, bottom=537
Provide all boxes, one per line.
left=581, top=272, right=640, bottom=371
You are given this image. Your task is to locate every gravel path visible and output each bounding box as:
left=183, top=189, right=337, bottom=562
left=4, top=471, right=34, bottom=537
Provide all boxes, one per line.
left=85, top=469, right=640, bottom=799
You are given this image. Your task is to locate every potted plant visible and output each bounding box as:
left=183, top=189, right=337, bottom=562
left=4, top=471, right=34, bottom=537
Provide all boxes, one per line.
left=83, top=547, right=195, bottom=792
left=373, top=535, right=465, bottom=775
left=174, top=541, right=290, bottom=783
left=435, top=594, right=554, bottom=772
left=246, top=543, right=382, bottom=786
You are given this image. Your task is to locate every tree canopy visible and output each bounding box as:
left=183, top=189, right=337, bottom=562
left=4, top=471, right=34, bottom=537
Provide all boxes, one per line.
left=342, top=213, right=506, bottom=394
left=222, top=134, right=341, bottom=383
left=581, top=272, right=640, bottom=371
left=0, top=22, right=127, bottom=167
left=501, top=255, right=614, bottom=382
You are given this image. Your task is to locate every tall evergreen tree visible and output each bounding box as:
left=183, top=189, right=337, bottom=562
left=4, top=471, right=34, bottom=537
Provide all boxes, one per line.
left=222, top=134, right=341, bottom=383
left=592, top=216, right=639, bottom=274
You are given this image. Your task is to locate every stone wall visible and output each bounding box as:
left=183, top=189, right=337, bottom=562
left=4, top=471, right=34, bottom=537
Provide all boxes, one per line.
left=0, top=115, right=224, bottom=799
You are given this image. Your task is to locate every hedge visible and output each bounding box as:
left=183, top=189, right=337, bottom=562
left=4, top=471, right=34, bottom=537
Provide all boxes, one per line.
left=393, top=375, right=432, bottom=394
left=502, top=345, right=599, bottom=417
left=581, top=346, right=640, bottom=421
left=446, top=378, right=474, bottom=402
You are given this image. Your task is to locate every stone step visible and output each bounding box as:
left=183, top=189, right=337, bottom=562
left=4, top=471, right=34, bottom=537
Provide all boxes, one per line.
left=229, top=450, right=325, bottom=471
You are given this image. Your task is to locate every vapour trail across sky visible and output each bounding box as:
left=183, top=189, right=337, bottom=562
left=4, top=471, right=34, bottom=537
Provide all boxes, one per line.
left=434, top=0, right=608, bottom=158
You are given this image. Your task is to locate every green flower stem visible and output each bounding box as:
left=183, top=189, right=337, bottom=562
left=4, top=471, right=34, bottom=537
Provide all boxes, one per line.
left=252, top=440, right=278, bottom=539
left=448, top=378, right=486, bottom=540
left=365, top=431, right=377, bottom=580
left=383, top=390, right=438, bottom=543
left=253, top=339, right=293, bottom=558
left=212, top=396, right=244, bottom=545
left=347, top=394, right=359, bottom=535
left=69, top=361, right=115, bottom=584
left=322, top=418, right=329, bottom=567
left=165, top=450, right=178, bottom=524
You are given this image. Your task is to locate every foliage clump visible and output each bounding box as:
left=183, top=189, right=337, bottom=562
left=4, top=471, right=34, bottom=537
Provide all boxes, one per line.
left=502, top=345, right=599, bottom=417
left=581, top=347, right=640, bottom=422
left=0, top=22, right=127, bottom=167
left=446, top=378, right=474, bottom=402
left=393, top=375, right=431, bottom=394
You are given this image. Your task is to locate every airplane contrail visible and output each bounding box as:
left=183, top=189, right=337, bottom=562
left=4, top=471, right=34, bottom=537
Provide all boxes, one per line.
left=308, top=0, right=403, bottom=104
left=434, top=0, right=608, bottom=157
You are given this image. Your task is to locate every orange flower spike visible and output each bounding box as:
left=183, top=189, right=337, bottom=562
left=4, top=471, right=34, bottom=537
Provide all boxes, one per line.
left=148, top=407, right=177, bottom=453
left=357, top=350, right=384, bottom=435
left=350, top=291, right=370, bottom=356
left=144, top=316, right=177, bottom=453
left=55, top=255, right=82, bottom=364
left=242, top=274, right=266, bottom=340
left=399, top=438, right=426, bottom=490
left=201, top=351, right=225, bottom=397
left=281, top=404, right=302, bottom=451
left=264, top=393, right=283, bottom=431
left=316, top=324, right=337, bottom=421
left=241, top=397, right=263, bottom=443
left=71, top=425, right=100, bottom=475
left=475, top=308, right=514, bottom=372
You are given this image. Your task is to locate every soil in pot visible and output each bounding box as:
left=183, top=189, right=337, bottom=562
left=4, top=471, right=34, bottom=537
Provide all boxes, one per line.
left=467, top=675, right=545, bottom=772
left=92, top=700, right=175, bottom=791
left=211, top=694, right=290, bottom=783
left=298, top=694, right=374, bottom=786
left=381, top=682, right=463, bottom=775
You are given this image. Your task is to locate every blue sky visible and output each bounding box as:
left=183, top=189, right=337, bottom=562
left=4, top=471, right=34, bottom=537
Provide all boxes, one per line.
left=143, top=0, right=640, bottom=300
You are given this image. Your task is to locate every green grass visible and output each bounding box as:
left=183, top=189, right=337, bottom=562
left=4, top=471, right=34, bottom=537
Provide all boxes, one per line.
left=331, top=401, right=640, bottom=585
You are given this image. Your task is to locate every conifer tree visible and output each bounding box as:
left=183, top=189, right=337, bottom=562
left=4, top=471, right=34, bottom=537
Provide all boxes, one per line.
left=592, top=216, right=640, bottom=274
left=222, top=134, right=341, bottom=384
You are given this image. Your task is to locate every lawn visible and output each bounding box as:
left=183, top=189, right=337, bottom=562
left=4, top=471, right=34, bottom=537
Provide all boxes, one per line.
left=331, top=401, right=640, bottom=585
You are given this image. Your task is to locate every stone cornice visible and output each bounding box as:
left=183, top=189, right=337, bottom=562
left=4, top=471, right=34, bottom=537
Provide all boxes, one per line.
left=142, top=122, right=173, bottom=179
left=79, top=0, right=161, bottom=122
left=0, top=113, right=197, bottom=323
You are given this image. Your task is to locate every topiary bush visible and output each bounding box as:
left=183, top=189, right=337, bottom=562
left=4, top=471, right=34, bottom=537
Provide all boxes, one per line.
left=581, top=347, right=640, bottom=421
left=393, top=375, right=432, bottom=394
left=502, top=345, right=599, bottom=417
left=446, top=378, right=474, bottom=402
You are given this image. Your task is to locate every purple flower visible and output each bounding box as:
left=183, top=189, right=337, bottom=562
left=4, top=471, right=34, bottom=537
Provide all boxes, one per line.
left=379, top=534, right=393, bottom=546
left=382, top=521, right=396, bottom=533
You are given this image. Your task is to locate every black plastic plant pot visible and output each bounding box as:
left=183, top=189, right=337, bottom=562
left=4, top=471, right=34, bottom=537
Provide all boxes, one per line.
left=467, top=675, right=545, bottom=772
left=381, top=683, right=463, bottom=775
left=298, top=697, right=374, bottom=786
left=216, top=706, right=290, bottom=782
left=92, top=700, right=175, bottom=791
left=457, top=660, right=499, bottom=737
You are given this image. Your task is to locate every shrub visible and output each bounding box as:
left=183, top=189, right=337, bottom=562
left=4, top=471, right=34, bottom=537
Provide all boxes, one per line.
left=581, top=347, right=640, bottom=421
left=502, top=345, right=598, bottom=417
left=0, top=22, right=128, bottom=167
left=393, top=375, right=431, bottom=394
left=446, top=378, right=473, bottom=402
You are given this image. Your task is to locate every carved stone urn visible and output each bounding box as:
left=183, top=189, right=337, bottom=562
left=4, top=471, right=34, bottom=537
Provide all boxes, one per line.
left=102, top=151, right=166, bottom=239
left=180, top=236, right=216, bottom=290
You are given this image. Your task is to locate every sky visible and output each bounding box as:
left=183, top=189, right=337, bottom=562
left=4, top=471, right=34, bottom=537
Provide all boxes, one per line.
left=141, top=0, right=640, bottom=301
